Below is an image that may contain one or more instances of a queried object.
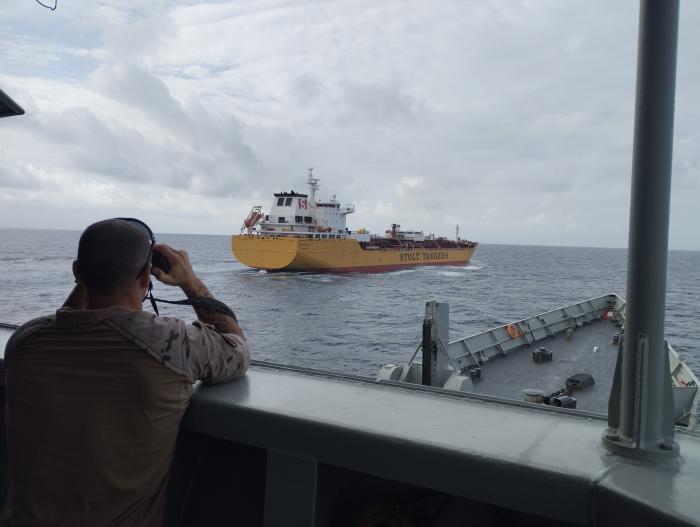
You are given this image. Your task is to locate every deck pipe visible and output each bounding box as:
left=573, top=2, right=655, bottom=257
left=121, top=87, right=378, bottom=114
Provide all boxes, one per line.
left=604, top=0, right=680, bottom=459
left=422, top=319, right=434, bottom=386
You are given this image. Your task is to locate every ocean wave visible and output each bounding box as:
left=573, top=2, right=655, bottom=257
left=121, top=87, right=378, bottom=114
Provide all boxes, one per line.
left=385, top=269, right=419, bottom=276
left=299, top=275, right=334, bottom=283
left=2, top=230, right=699, bottom=405
left=436, top=271, right=464, bottom=277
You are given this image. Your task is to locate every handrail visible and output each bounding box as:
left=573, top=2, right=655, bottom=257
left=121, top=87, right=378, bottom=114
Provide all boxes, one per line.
left=443, top=294, right=620, bottom=369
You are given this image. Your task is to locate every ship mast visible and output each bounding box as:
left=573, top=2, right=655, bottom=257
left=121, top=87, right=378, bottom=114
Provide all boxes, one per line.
left=307, top=168, right=320, bottom=228
left=603, top=0, right=680, bottom=460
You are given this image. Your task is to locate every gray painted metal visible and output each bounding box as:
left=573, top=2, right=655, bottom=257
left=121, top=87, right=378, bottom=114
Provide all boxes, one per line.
left=604, top=0, right=680, bottom=460
left=421, top=319, right=433, bottom=385
left=445, top=295, right=620, bottom=372
left=1, top=318, right=700, bottom=523
left=181, top=363, right=700, bottom=526
left=377, top=294, right=699, bottom=428
left=422, top=301, right=451, bottom=387
left=264, top=450, right=317, bottom=526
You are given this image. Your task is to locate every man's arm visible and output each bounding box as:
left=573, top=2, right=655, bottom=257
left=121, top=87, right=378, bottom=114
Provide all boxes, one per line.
left=151, top=243, right=243, bottom=337
left=180, top=277, right=244, bottom=339
left=149, top=243, right=248, bottom=383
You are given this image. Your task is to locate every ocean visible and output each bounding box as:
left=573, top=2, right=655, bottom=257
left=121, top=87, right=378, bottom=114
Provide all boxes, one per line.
left=1, top=228, right=699, bottom=378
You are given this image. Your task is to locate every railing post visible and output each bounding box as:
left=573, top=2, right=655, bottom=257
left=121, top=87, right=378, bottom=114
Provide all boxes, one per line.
left=603, top=0, right=680, bottom=460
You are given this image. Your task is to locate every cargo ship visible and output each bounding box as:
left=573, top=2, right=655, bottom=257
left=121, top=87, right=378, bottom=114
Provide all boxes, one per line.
left=231, top=169, right=478, bottom=272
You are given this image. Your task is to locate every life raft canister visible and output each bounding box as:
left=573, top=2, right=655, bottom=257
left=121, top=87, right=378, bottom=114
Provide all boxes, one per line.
left=506, top=323, right=523, bottom=339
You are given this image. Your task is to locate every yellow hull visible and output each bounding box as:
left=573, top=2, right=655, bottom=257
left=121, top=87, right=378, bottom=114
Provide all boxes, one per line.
left=231, top=235, right=476, bottom=272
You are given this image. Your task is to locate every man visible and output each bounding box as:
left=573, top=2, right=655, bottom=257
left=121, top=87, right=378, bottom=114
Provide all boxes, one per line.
left=2, top=219, right=250, bottom=526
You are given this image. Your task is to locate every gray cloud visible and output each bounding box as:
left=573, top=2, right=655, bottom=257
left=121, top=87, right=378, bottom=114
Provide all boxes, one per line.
left=0, top=0, right=698, bottom=248
left=0, top=161, right=43, bottom=190
left=1, top=63, right=261, bottom=198
left=291, top=73, right=324, bottom=107
left=334, top=80, right=426, bottom=125
left=90, top=63, right=190, bottom=132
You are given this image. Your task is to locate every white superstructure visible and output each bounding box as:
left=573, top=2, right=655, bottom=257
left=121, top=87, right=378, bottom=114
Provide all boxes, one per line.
left=241, top=169, right=358, bottom=239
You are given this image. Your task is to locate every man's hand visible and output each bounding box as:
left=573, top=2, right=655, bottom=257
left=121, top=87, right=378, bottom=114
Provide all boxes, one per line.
left=151, top=243, right=202, bottom=295
left=151, top=242, right=243, bottom=338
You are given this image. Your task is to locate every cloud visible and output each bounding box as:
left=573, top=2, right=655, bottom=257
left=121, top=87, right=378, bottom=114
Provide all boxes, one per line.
left=401, top=176, right=423, bottom=190
left=291, top=73, right=324, bottom=107
left=0, top=160, right=44, bottom=190
left=1, top=62, right=261, bottom=202
left=90, top=63, right=190, bottom=132
left=334, top=80, right=426, bottom=125
left=0, top=0, right=699, bottom=248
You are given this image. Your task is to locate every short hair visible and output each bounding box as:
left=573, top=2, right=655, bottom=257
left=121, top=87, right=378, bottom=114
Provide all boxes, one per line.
left=76, top=219, right=152, bottom=293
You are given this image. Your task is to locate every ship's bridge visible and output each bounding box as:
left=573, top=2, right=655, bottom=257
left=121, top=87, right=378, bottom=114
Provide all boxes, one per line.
left=250, top=172, right=356, bottom=238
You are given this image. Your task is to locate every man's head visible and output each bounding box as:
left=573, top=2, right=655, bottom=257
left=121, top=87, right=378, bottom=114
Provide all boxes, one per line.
left=73, top=219, right=152, bottom=302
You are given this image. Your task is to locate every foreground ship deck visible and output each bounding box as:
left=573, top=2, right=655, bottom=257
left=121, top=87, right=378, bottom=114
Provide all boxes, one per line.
left=2, top=323, right=700, bottom=526
left=379, top=294, right=699, bottom=427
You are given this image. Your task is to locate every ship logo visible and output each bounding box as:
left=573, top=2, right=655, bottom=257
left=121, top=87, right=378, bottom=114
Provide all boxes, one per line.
left=298, top=198, right=308, bottom=209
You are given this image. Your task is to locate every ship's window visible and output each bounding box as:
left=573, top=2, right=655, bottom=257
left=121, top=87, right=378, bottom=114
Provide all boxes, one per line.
left=277, top=197, right=284, bottom=206
left=285, top=197, right=292, bottom=206
left=265, top=215, right=269, bottom=221
left=278, top=217, right=286, bottom=223
left=304, top=216, right=312, bottom=223
left=295, top=215, right=302, bottom=223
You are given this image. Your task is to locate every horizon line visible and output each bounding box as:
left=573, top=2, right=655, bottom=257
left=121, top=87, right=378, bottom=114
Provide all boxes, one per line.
left=1, top=226, right=698, bottom=253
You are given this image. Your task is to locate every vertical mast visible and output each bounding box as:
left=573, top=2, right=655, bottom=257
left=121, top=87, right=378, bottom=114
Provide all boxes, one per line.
left=604, top=0, right=680, bottom=460
left=307, top=168, right=319, bottom=227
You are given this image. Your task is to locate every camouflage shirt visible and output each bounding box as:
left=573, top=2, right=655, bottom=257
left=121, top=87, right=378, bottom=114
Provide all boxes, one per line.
left=2, top=306, right=249, bottom=527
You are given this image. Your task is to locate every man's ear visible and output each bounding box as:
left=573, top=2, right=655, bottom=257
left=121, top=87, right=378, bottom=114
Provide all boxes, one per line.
left=72, top=260, right=84, bottom=285
left=138, top=263, right=152, bottom=290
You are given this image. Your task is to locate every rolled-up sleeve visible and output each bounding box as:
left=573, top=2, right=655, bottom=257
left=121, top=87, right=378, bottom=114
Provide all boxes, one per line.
left=105, top=313, right=250, bottom=384
left=185, top=322, right=250, bottom=384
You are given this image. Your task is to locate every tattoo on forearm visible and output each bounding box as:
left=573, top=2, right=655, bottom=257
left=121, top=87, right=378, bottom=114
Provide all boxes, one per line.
left=186, top=280, right=243, bottom=337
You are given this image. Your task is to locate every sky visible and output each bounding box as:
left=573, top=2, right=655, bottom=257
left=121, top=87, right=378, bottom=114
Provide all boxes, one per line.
left=0, top=1, right=698, bottom=249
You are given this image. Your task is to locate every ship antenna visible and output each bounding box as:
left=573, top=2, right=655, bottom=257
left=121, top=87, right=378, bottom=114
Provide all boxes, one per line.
left=307, top=168, right=320, bottom=227
left=307, top=168, right=320, bottom=200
